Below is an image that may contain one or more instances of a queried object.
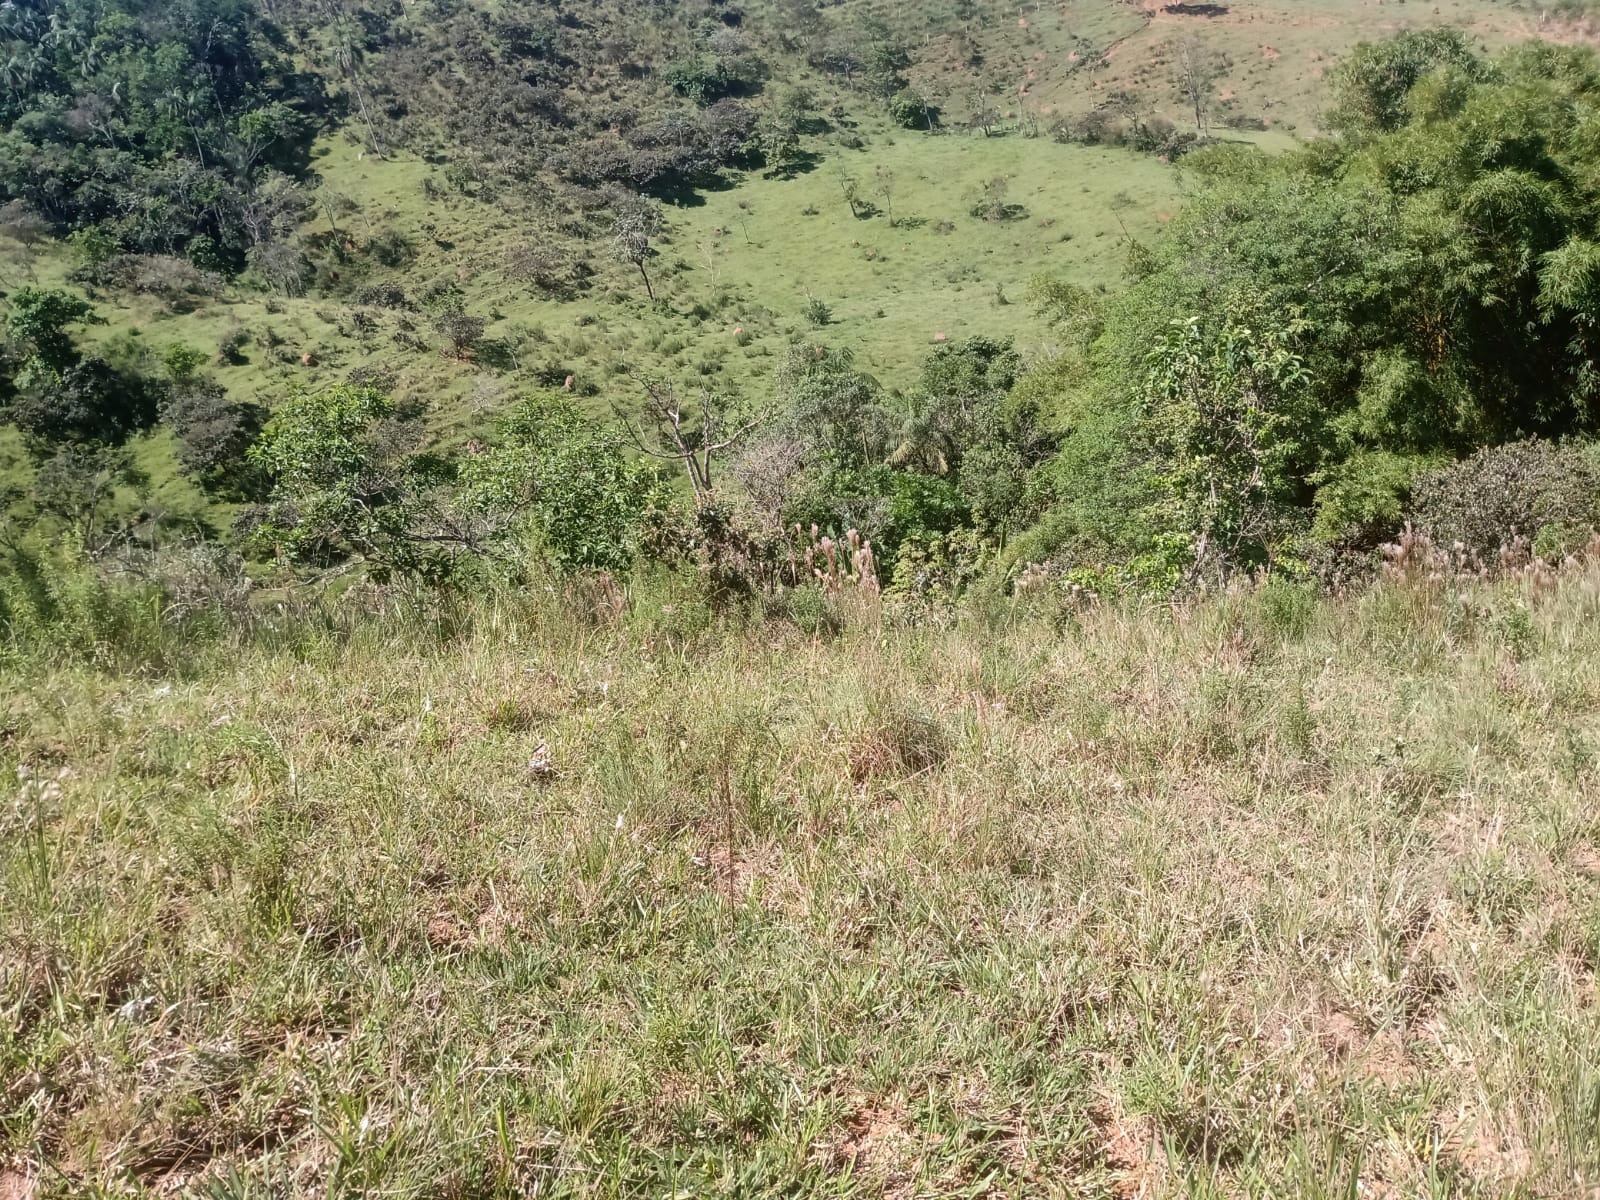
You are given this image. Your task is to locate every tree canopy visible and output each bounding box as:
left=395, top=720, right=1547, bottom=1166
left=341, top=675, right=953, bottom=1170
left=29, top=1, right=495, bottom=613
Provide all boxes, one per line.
left=0, top=0, right=318, bottom=269
left=1025, top=38, right=1600, bottom=583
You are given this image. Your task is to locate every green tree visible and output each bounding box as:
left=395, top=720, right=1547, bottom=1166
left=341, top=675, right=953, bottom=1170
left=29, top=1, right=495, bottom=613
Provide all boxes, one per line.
left=34, top=445, right=143, bottom=549
left=758, top=89, right=813, bottom=178
left=776, top=344, right=893, bottom=470
left=891, top=337, right=1028, bottom=477
left=1135, top=307, right=1313, bottom=584
left=1325, top=28, right=1482, bottom=134
left=434, top=311, right=487, bottom=359
left=461, top=395, right=656, bottom=572
left=6, top=287, right=101, bottom=379
left=888, top=88, right=934, bottom=131
left=247, top=384, right=499, bottom=580
left=162, top=383, right=266, bottom=493
left=1025, top=40, right=1600, bottom=575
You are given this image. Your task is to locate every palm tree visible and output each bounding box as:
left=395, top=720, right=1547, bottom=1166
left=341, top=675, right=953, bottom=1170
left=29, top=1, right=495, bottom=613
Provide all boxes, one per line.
left=889, top=393, right=953, bottom=475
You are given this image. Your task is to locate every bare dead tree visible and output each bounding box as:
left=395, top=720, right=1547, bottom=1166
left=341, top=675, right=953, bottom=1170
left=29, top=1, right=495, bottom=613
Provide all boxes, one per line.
left=610, top=378, right=770, bottom=505
left=610, top=195, right=664, bottom=301
left=968, top=88, right=1000, bottom=137
left=1173, top=37, right=1219, bottom=136
left=833, top=166, right=862, bottom=219
left=875, top=164, right=896, bottom=228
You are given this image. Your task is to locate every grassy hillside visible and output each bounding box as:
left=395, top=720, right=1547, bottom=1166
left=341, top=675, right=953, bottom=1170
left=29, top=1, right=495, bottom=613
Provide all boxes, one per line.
left=4, top=565, right=1600, bottom=1196
left=4, top=0, right=1597, bottom=549
left=61, top=132, right=1184, bottom=416
left=33, top=0, right=1583, bottom=420
left=998, top=0, right=1586, bottom=133
left=10, top=6, right=1600, bottom=1196
left=0, top=130, right=1184, bottom=544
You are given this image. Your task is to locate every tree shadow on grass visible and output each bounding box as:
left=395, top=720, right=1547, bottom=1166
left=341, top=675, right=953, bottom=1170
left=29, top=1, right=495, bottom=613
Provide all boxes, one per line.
left=763, top=150, right=824, bottom=180
left=972, top=204, right=1030, bottom=223
left=475, top=339, right=521, bottom=372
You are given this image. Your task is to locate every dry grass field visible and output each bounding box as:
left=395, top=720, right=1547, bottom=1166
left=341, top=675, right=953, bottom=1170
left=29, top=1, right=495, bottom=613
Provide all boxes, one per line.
left=4, top=562, right=1600, bottom=1196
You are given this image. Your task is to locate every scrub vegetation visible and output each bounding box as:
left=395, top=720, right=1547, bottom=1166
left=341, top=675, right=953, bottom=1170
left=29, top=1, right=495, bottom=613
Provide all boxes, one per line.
left=5, top=0, right=1600, bottom=1195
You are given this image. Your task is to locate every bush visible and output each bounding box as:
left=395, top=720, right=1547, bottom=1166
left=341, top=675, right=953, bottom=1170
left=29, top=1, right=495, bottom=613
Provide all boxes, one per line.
left=8, top=357, right=161, bottom=447
left=216, top=328, right=249, bottom=365
left=355, top=283, right=412, bottom=309
left=435, top=312, right=487, bottom=358
left=507, top=244, right=585, bottom=298
left=665, top=59, right=747, bottom=106
left=366, top=229, right=416, bottom=268
left=160, top=343, right=209, bottom=383
left=888, top=88, right=934, bottom=130
left=419, top=276, right=465, bottom=313
left=459, top=395, right=658, bottom=573
left=161, top=384, right=267, bottom=489
left=1409, top=440, right=1600, bottom=559
left=803, top=297, right=832, bottom=327
left=71, top=254, right=223, bottom=305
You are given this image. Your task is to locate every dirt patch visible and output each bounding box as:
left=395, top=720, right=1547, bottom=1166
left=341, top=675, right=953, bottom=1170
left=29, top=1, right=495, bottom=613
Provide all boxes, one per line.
left=824, top=1096, right=926, bottom=1196
left=1437, top=1099, right=1531, bottom=1188
left=425, top=910, right=474, bottom=952
left=692, top=842, right=807, bottom=916
left=0, top=1168, right=36, bottom=1200
left=424, top=879, right=528, bottom=952
left=1570, top=844, right=1600, bottom=879
left=1314, top=1006, right=1365, bottom=1060
left=1494, top=14, right=1600, bottom=48
left=1091, top=1099, right=1161, bottom=1199
left=1313, top=1007, right=1414, bottom=1085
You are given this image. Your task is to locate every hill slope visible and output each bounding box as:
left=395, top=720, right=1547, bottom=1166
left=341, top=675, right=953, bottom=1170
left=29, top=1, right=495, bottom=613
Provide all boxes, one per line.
left=4, top=567, right=1600, bottom=1195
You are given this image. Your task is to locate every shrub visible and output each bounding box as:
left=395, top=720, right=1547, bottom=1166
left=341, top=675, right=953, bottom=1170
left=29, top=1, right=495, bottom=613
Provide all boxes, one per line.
left=366, top=228, right=416, bottom=268
left=459, top=395, right=657, bottom=573
left=69, top=254, right=223, bottom=303
left=888, top=88, right=934, bottom=130
left=160, top=343, right=208, bottom=383
left=1409, top=441, right=1600, bottom=560
left=847, top=694, right=948, bottom=782
left=161, top=384, right=267, bottom=487
left=434, top=312, right=487, bottom=358
left=419, top=276, right=465, bottom=313
left=665, top=59, right=747, bottom=105
left=247, top=240, right=311, bottom=297
left=803, top=297, right=832, bottom=327
left=507, top=244, right=583, bottom=298
left=8, top=357, right=161, bottom=447
left=354, top=282, right=412, bottom=309
left=216, top=328, right=250, bottom=365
